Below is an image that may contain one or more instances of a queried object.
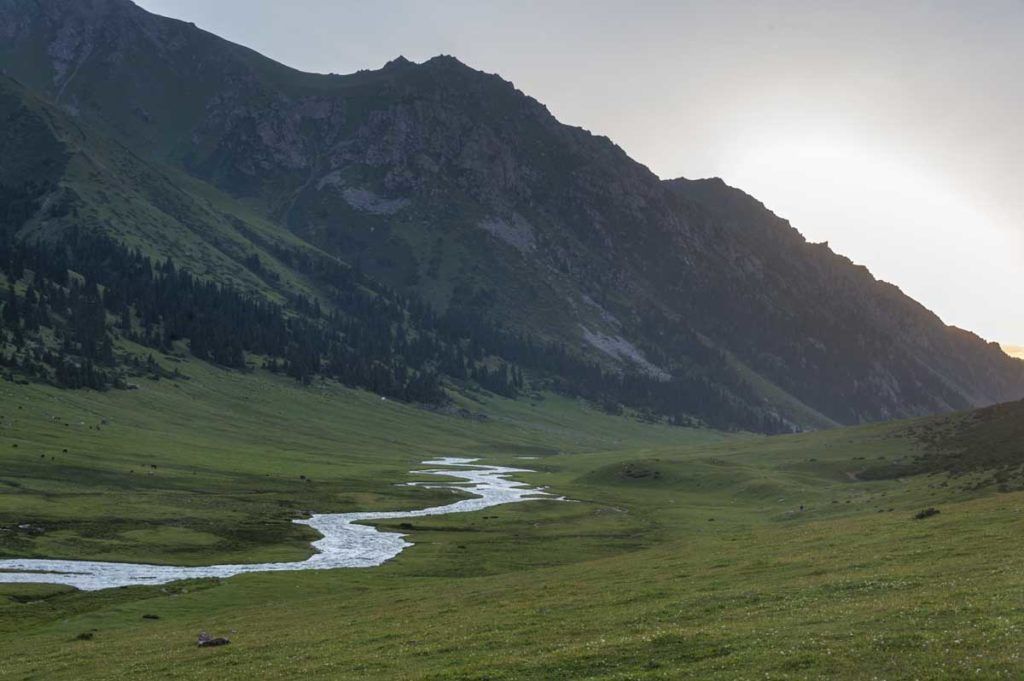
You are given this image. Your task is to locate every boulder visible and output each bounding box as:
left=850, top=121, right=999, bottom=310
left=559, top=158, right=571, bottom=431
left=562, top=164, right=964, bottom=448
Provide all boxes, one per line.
left=197, top=631, right=230, bottom=647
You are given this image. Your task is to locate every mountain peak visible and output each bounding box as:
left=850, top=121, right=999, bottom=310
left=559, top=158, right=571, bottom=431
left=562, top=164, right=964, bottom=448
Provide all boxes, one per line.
left=382, top=55, right=412, bottom=70
left=423, top=54, right=470, bottom=69
left=380, top=54, right=475, bottom=75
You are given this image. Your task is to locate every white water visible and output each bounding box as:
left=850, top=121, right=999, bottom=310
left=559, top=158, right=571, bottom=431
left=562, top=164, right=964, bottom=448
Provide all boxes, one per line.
left=0, top=457, right=555, bottom=591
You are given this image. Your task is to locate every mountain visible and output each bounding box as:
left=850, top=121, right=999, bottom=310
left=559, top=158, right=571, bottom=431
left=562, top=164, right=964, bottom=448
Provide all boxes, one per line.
left=1, top=0, right=1022, bottom=430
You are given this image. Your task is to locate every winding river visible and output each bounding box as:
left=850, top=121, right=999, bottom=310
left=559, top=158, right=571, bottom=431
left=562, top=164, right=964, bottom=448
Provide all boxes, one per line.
left=0, top=457, right=555, bottom=591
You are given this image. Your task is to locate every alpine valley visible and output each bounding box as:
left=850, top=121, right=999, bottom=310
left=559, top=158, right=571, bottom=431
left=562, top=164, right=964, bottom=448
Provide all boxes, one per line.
left=1, top=1, right=1023, bottom=679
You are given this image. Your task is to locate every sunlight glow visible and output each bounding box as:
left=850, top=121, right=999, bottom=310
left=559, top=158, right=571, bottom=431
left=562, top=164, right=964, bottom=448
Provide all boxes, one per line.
left=717, top=125, right=1020, bottom=341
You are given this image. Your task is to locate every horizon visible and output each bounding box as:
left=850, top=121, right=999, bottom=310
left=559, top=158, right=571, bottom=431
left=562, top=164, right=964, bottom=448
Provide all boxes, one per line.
left=1004, top=344, right=1024, bottom=360
left=135, top=0, right=1023, bottom=350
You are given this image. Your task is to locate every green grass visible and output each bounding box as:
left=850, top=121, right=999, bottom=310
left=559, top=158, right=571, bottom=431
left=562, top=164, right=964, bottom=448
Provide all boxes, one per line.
left=1, top=364, right=1022, bottom=679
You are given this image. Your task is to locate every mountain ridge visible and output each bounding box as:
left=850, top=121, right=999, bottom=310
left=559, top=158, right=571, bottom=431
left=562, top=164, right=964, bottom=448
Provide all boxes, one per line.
left=0, top=0, right=1021, bottom=429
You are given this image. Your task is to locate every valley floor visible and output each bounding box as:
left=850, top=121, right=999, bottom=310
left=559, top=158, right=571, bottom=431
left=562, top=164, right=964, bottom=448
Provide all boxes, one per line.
left=0, top=362, right=1021, bottom=679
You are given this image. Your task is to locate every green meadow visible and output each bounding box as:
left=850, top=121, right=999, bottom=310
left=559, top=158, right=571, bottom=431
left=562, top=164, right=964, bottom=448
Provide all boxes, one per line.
left=1, top=361, right=1022, bottom=679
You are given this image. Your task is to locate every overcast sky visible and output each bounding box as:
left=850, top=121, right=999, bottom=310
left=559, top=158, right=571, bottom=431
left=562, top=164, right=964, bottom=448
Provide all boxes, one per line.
left=136, top=0, right=1024, bottom=347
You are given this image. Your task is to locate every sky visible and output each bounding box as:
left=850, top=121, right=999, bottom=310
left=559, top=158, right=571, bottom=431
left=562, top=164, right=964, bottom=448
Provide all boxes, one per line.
left=136, top=0, right=1023, bottom=347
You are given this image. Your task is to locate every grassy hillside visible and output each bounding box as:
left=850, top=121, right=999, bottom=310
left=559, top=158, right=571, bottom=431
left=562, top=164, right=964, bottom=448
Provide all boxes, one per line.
left=862, top=399, right=1024, bottom=484
left=1, top=366, right=1022, bottom=678
left=0, top=75, right=327, bottom=299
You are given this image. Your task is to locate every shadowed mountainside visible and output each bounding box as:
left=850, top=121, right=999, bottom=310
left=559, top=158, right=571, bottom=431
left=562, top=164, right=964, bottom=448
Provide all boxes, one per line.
left=1, top=0, right=1021, bottom=429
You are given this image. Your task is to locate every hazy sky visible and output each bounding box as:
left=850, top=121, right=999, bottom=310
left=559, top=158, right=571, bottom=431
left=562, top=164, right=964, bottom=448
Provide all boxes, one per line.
left=136, top=0, right=1023, bottom=346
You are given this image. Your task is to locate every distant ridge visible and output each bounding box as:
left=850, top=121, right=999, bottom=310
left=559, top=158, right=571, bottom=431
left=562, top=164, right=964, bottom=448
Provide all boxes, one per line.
left=1002, top=345, right=1024, bottom=360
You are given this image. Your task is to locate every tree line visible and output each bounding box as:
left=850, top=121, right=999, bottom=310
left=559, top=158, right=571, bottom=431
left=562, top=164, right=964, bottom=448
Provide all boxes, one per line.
left=0, top=226, right=790, bottom=433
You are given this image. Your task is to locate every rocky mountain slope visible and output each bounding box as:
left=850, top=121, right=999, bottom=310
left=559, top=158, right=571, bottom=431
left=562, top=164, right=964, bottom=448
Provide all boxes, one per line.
left=1, top=0, right=1021, bottom=429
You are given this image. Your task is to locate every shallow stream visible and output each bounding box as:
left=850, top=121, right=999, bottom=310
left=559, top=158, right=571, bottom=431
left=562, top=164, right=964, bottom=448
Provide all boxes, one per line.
left=0, top=458, right=554, bottom=591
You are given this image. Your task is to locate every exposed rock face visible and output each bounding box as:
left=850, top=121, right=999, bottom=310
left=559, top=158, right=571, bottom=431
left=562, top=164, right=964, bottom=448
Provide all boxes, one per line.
left=2, top=0, right=1022, bottom=426
left=581, top=327, right=669, bottom=381
left=478, top=215, right=536, bottom=253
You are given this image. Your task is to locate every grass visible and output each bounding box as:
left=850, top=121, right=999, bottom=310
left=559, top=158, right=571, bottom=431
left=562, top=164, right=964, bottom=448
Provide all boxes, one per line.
left=0, top=362, right=1022, bottom=679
